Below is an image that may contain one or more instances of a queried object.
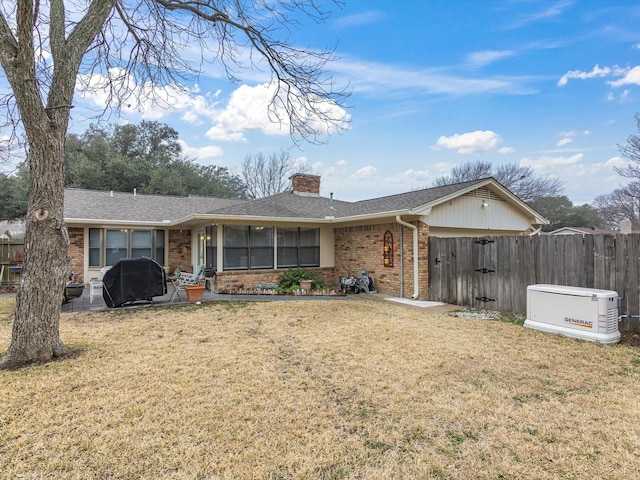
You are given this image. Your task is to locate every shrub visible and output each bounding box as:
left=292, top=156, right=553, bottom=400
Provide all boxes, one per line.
left=277, top=268, right=325, bottom=293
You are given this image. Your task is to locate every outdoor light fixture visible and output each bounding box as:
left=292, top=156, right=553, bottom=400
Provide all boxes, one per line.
left=482, top=200, right=490, bottom=208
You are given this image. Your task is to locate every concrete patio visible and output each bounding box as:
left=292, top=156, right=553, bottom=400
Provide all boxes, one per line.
left=61, top=284, right=350, bottom=313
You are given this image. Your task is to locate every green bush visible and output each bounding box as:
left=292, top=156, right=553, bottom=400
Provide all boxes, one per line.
left=277, top=268, right=326, bottom=293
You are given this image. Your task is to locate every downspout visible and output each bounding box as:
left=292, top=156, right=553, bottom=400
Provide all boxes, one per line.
left=395, top=215, right=419, bottom=299
left=399, top=226, right=404, bottom=298
left=529, top=225, right=543, bottom=236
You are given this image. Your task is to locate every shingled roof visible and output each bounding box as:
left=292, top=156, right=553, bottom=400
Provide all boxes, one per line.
left=64, top=178, right=534, bottom=225
left=205, top=179, right=491, bottom=220
left=64, top=189, right=247, bottom=223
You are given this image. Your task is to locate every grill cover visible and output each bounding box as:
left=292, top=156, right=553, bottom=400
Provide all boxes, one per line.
left=102, top=257, right=167, bottom=308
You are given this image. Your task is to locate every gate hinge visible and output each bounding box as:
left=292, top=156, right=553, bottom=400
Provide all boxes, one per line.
left=474, top=268, right=495, bottom=274
left=474, top=239, right=495, bottom=245
left=475, top=296, right=495, bottom=302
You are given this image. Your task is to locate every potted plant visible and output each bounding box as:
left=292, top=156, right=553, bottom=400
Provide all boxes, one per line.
left=300, top=279, right=313, bottom=292
left=184, top=284, right=206, bottom=302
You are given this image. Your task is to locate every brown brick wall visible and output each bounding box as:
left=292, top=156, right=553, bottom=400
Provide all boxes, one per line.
left=168, top=229, right=192, bottom=272
left=67, top=227, right=84, bottom=281
left=215, top=267, right=336, bottom=292
left=334, top=221, right=429, bottom=299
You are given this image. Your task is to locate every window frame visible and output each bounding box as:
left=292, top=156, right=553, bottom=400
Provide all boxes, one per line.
left=223, top=225, right=274, bottom=270
left=276, top=227, right=320, bottom=269
left=88, top=228, right=166, bottom=267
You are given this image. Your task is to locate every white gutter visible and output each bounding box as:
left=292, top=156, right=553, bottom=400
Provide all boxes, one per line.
left=395, top=215, right=419, bottom=299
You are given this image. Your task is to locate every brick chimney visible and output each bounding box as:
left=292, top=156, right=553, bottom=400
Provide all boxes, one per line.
left=290, top=173, right=321, bottom=195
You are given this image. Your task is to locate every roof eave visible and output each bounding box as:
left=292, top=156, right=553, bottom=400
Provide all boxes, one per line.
left=65, top=218, right=175, bottom=227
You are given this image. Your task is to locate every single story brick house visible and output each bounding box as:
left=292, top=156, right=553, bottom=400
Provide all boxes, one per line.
left=63, top=174, right=547, bottom=299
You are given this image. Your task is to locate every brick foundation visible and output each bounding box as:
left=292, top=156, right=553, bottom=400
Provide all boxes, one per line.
left=215, top=267, right=336, bottom=292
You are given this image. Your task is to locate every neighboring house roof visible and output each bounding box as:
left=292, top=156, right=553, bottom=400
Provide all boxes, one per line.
left=548, top=227, right=622, bottom=235
left=63, top=177, right=548, bottom=226
left=0, top=220, right=26, bottom=242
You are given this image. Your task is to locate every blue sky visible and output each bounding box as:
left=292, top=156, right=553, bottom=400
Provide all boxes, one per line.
left=68, top=1, right=640, bottom=203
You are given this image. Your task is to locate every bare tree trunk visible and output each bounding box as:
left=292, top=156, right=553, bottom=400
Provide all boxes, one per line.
left=0, top=130, right=70, bottom=369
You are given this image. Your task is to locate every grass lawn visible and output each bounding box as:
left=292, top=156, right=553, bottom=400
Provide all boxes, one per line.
left=1, top=295, right=640, bottom=479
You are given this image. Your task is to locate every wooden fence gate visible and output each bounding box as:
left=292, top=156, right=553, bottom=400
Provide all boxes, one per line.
left=428, top=234, right=640, bottom=333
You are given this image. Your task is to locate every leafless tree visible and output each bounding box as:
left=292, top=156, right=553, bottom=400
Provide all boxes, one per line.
left=242, top=150, right=312, bottom=198
left=0, top=0, right=348, bottom=369
left=593, top=182, right=640, bottom=230
left=594, top=113, right=640, bottom=229
left=433, top=160, right=563, bottom=203
left=616, top=113, right=640, bottom=180
left=432, top=160, right=492, bottom=186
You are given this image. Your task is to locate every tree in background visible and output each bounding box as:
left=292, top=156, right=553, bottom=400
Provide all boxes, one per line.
left=242, top=150, right=312, bottom=198
left=615, top=113, right=640, bottom=180
left=0, top=168, right=29, bottom=220
left=528, top=196, right=604, bottom=232
left=65, top=122, right=247, bottom=198
left=591, top=114, right=640, bottom=230
left=0, top=0, right=348, bottom=369
left=433, top=160, right=563, bottom=203
left=593, top=183, right=640, bottom=230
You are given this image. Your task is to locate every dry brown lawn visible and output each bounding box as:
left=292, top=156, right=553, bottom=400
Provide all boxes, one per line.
left=1, top=295, right=640, bottom=479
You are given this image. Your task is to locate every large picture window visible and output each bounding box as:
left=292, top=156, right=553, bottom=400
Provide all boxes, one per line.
left=223, top=225, right=274, bottom=270
left=89, top=228, right=165, bottom=267
left=277, top=227, right=320, bottom=268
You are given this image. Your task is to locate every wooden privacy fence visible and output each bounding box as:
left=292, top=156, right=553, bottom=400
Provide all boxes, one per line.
left=428, top=234, right=640, bottom=333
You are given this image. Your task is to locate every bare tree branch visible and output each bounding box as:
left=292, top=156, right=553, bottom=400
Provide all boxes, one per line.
left=432, top=160, right=563, bottom=202
left=0, top=0, right=347, bottom=368
left=242, top=149, right=312, bottom=198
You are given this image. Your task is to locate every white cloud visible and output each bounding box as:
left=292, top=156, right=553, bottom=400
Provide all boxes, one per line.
left=466, top=50, right=515, bottom=67
left=205, top=126, right=246, bottom=142
left=520, top=153, right=584, bottom=174
left=503, top=0, right=574, bottom=30
left=336, top=159, right=348, bottom=167
left=75, top=68, right=221, bottom=122
left=353, top=166, right=377, bottom=178
left=394, top=168, right=433, bottom=183
left=556, top=129, right=591, bottom=147
left=178, top=140, right=224, bottom=162
left=205, top=83, right=350, bottom=142
left=435, top=130, right=502, bottom=154
left=609, top=66, right=640, bottom=87
left=558, top=64, right=640, bottom=89
left=605, top=156, right=625, bottom=169
left=620, top=89, right=631, bottom=102
left=498, top=146, right=515, bottom=154
left=335, top=10, right=386, bottom=28
left=606, top=89, right=632, bottom=103
left=557, top=64, right=611, bottom=87
left=332, top=58, right=537, bottom=96
left=75, top=70, right=349, bottom=143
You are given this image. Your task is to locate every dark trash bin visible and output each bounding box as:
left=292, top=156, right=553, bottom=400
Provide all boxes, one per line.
left=102, top=257, right=167, bottom=308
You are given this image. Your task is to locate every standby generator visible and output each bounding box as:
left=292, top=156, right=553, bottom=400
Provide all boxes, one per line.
left=524, top=284, right=620, bottom=344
